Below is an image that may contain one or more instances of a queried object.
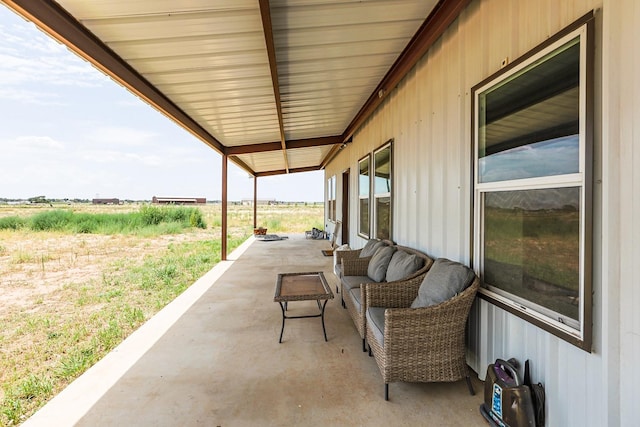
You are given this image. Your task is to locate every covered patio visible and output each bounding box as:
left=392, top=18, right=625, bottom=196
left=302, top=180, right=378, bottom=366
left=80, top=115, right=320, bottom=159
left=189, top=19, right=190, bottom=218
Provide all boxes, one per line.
left=5, top=0, right=640, bottom=424
left=24, top=235, right=484, bottom=426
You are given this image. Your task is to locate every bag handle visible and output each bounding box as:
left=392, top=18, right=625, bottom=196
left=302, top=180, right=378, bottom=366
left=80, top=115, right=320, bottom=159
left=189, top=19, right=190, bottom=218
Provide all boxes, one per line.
left=495, top=358, right=522, bottom=386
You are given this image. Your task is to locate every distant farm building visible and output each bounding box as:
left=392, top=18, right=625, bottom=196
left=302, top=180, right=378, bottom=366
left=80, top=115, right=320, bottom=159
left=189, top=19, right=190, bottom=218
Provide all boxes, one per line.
left=152, top=196, right=206, bottom=205
left=241, top=198, right=277, bottom=206
left=92, top=198, right=120, bottom=205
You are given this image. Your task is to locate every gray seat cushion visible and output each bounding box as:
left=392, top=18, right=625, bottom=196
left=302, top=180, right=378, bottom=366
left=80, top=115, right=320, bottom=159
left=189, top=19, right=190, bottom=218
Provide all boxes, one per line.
left=360, top=239, right=385, bottom=258
left=366, top=307, right=386, bottom=346
left=348, top=287, right=362, bottom=313
left=341, top=275, right=370, bottom=293
left=385, top=250, right=425, bottom=282
left=367, top=246, right=396, bottom=282
left=411, top=258, right=475, bottom=308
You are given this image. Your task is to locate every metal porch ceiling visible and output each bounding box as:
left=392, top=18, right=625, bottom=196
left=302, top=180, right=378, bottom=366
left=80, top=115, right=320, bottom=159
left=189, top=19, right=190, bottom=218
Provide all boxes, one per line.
left=3, top=0, right=470, bottom=177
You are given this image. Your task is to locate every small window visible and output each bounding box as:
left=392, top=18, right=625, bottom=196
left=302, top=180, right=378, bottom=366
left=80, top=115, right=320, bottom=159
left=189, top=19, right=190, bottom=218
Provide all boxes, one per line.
left=358, top=155, right=370, bottom=238
left=373, top=141, right=392, bottom=240
left=472, top=18, right=593, bottom=350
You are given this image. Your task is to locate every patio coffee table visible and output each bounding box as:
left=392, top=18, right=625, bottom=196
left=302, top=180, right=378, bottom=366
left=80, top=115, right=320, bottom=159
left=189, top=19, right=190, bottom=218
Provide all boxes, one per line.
left=274, top=272, right=334, bottom=343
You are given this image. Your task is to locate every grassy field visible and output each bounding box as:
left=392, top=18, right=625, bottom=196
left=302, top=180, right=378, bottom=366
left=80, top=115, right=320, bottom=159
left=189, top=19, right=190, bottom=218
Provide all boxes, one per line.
left=0, top=202, right=323, bottom=425
left=483, top=206, right=580, bottom=319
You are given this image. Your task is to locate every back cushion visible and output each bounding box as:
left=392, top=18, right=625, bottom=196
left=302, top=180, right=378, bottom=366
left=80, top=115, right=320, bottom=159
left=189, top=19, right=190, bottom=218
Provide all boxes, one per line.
left=385, top=250, right=425, bottom=282
left=410, top=258, right=475, bottom=308
left=367, top=246, right=397, bottom=282
left=360, top=239, right=385, bottom=258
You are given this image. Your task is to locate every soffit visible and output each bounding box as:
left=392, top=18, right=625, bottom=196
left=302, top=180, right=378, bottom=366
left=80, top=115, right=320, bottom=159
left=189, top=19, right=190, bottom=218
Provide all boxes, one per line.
left=5, top=0, right=467, bottom=176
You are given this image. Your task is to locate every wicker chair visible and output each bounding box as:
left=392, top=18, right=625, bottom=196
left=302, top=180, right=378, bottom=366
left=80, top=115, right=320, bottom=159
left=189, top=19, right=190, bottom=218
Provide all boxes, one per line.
left=365, top=276, right=480, bottom=400
left=334, top=241, right=381, bottom=279
left=341, top=245, right=433, bottom=352
left=333, top=239, right=386, bottom=295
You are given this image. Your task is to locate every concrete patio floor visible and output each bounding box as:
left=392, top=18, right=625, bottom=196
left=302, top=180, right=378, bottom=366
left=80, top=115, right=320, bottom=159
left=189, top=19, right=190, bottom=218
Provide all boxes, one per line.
left=25, top=234, right=486, bottom=426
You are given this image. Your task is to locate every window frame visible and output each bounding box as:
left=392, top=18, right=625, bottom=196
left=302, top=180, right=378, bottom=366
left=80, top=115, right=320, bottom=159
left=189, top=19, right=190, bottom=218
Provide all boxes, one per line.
left=471, top=15, right=594, bottom=351
left=373, top=140, right=393, bottom=240
left=327, top=175, right=336, bottom=222
left=358, top=154, right=371, bottom=239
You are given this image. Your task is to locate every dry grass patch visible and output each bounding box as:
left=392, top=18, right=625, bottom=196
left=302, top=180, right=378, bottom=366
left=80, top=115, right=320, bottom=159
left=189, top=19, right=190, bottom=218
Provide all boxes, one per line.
left=0, top=202, right=323, bottom=425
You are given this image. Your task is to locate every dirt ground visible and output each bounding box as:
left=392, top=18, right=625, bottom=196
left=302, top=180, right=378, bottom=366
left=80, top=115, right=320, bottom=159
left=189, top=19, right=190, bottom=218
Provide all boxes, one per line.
left=0, top=229, right=213, bottom=318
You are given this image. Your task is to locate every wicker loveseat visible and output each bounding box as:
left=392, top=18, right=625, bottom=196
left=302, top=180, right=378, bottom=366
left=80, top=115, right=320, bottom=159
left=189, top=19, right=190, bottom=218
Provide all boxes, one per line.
left=338, top=239, right=434, bottom=352
left=364, top=258, right=480, bottom=400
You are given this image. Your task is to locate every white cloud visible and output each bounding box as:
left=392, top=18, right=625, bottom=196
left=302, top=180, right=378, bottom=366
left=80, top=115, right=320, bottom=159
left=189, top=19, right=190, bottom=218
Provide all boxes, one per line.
left=87, top=126, right=159, bottom=147
left=0, top=87, right=63, bottom=105
left=5, top=135, right=65, bottom=151
left=18, top=135, right=64, bottom=149
left=0, top=16, right=107, bottom=95
left=81, top=149, right=163, bottom=166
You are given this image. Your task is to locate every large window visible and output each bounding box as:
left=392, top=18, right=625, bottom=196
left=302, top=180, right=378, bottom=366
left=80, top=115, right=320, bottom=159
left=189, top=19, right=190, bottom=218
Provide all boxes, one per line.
left=472, top=18, right=593, bottom=350
left=373, top=142, right=392, bottom=240
left=327, top=175, right=336, bottom=222
left=358, top=156, right=370, bottom=238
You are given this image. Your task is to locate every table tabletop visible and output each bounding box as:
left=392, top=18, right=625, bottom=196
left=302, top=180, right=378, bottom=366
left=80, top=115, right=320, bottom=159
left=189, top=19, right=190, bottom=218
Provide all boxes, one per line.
left=274, top=272, right=333, bottom=302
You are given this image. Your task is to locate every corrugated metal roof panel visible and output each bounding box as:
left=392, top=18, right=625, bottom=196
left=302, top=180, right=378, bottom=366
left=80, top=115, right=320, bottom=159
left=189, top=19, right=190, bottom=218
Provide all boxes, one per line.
left=272, top=0, right=438, bottom=141
left=55, top=0, right=257, bottom=19
left=41, top=0, right=445, bottom=175
left=235, top=150, right=286, bottom=174
left=287, top=145, right=335, bottom=169
left=59, top=0, right=281, bottom=149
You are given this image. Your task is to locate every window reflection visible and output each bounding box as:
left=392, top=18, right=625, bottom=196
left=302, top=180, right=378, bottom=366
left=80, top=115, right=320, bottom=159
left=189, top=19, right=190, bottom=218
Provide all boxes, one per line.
left=479, top=135, right=579, bottom=182
left=375, top=196, right=390, bottom=240
left=359, top=156, right=370, bottom=237
left=483, top=188, right=580, bottom=321
left=478, top=38, right=580, bottom=183
left=374, top=144, right=392, bottom=240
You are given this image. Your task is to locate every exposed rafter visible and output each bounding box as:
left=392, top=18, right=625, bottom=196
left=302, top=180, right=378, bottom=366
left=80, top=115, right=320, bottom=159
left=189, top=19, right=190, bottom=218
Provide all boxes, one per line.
left=340, top=0, right=472, bottom=143
left=255, top=166, right=320, bottom=177
left=286, top=136, right=342, bottom=150
left=228, top=156, right=257, bottom=178
left=320, top=144, right=343, bottom=169
left=226, top=142, right=282, bottom=156
left=258, top=0, right=289, bottom=173
left=225, top=136, right=342, bottom=156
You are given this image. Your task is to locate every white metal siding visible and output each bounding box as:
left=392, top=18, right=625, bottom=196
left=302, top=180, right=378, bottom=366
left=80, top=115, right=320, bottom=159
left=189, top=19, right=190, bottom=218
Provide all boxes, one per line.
left=323, top=0, right=640, bottom=425
left=603, top=0, right=640, bottom=425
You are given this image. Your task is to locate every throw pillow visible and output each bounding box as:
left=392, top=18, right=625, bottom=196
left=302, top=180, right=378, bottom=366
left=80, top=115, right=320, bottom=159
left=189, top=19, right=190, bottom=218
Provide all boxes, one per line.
left=385, top=250, right=425, bottom=282
left=410, top=258, right=475, bottom=308
left=367, top=246, right=397, bottom=282
left=360, top=239, right=385, bottom=258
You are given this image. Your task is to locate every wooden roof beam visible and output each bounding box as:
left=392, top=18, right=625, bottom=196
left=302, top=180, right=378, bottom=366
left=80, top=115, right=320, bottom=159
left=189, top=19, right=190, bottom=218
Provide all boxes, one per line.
left=225, top=136, right=342, bottom=156
left=258, top=0, right=289, bottom=173
left=255, top=166, right=320, bottom=177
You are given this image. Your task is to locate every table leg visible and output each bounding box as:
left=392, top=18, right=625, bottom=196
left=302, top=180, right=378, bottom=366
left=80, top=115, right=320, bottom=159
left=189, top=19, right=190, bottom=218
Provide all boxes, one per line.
left=278, top=302, right=286, bottom=343
left=321, top=299, right=329, bottom=342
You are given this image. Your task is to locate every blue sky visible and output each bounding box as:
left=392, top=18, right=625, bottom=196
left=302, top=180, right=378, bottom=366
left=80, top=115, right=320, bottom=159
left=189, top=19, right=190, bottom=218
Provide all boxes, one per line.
left=0, top=5, right=323, bottom=202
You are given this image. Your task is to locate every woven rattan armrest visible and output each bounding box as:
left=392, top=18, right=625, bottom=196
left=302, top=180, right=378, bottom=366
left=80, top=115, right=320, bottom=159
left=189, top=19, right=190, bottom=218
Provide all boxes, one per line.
left=342, top=256, right=372, bottom=276
left=383, top=279, right=478, bottom=349
left=335, top=249, right=363, bottom=265
left=365, top=275, right=425, bottom=308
